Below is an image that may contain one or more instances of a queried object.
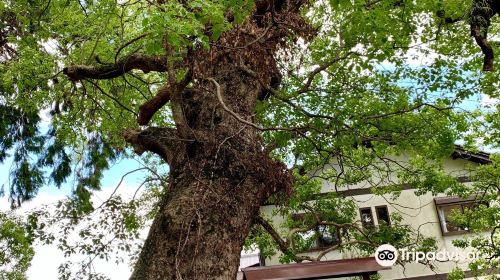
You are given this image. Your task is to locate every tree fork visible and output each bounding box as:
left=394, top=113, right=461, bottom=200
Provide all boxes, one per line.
left=137, top=69, right=192, bottom=125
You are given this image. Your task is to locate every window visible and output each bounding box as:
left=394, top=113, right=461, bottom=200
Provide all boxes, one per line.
left=439, top=204, right=467, bottom=233
left=435, top=196, right=487, bottom=236
left=359, top=206, right=391, bottom=229
left=314, top=225, right=340, bottom=248
left=359, top=208, right=374, bottom=229
left=291, top=214, right=341, bottom=251
left=375, top=206, right=391, bottom=226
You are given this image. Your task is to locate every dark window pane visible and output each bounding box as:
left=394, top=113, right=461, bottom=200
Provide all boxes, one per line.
left=316, top=225, right=339, bottom=248
left=376, top=206, right=391, bottom=226
left=360, top=208, right=374, bottom=229
left=292, top=214, right=341, bottom=251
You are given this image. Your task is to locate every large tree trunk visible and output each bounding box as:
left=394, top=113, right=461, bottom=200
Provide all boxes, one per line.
left=128, top=69, right=291, bottom=280
left=129, top=155, right=278, bottom=280
left=122, top=1, right=310, bottom=279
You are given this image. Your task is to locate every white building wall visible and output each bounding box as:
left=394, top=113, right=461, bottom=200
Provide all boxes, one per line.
left=259, top=157, right=492, bottom=279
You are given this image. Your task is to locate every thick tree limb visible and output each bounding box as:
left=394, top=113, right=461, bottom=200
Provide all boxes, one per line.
left=123, top=127, right=188, bottom=165
left=471, top=25, right=495, bottom=71
left=437, top=0, right=498, bottom=71
left=137, top=69, right=192, bottom=125
left=469, top=0, right=499, bottom=71
left=63, top=54, right=167, bottom=81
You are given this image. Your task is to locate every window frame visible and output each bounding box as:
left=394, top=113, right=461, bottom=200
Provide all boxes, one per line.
left=375, top=205, right=391, bottom=226
left=434, top=196, right=486, bottom=236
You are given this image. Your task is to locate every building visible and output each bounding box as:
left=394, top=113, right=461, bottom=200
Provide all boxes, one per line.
left=242, top=147, right=496, bottom=279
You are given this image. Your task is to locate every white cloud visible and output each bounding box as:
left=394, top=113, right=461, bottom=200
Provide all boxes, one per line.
left=27, top=245, right=64, bottom=279
left=27, top=241, right=134, bottom=280
left=481, top=94, right=499, bottom=107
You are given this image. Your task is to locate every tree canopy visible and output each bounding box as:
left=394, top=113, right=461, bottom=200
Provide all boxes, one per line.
left=0, top=0, right=499, bottom=279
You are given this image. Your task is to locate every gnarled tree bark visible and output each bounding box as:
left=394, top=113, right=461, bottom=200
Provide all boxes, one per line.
left=125, top=71, right=293, bottom=279
left=127, top=56, right=294, bottom=280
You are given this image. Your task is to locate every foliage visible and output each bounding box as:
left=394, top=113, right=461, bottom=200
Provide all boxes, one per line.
left=21, top=175, right=165, bottom=278
left=0, top=212, right=34, bottom=280
left=447, top=154, right=500, bottom=278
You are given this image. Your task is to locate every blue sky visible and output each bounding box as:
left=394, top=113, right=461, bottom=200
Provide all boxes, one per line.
left=0, top=156, right=149, bottom=199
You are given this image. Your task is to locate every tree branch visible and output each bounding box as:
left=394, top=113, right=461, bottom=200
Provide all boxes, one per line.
left=85, top=79, right=138, bottom=116
left=315, top=240, right=373, bottom=261
left=63, top=54, right=167, bottom=81
left=137, top=69, right=192, bottom=125
left=295, top=51, right=357, bottom=95
left=115, top=33, right=151, bottom=63
left=471, top=25, right=494, bottom=71
left=255, top=215, right=316, bottom=263
left=123, top=127, right=189, bottom=165
left=208, top=78, right=264, bottom=130
left=255, top=216, right=290, bottom=254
